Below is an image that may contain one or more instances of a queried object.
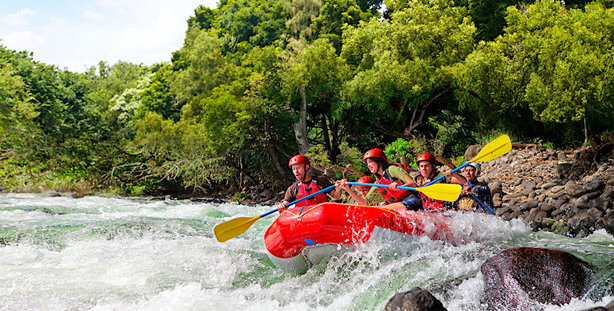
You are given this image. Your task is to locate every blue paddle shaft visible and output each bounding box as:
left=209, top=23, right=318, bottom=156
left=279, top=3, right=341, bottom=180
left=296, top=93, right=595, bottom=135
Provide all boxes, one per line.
left=346, top=182, right=416, bottom=191
left=259, top=185, right=337, bottom=218
left=469, top=192, right=495, bottom=215
left=425, top=162, right=471, bottom=187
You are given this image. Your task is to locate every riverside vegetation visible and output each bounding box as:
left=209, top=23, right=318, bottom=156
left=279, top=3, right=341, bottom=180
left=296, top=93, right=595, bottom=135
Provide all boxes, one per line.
left=2, top=0, right=614, bottom=213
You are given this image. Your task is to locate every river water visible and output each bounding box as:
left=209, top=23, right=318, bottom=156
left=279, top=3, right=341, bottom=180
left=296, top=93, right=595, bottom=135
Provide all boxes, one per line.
left=0, top=193, right=612, bottom=311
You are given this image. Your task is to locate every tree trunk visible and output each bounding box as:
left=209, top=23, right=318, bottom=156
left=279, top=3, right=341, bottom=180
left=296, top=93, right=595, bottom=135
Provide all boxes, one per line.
left=584, top=115, right=588, bottom=145
left=403, top=88, right=450, bottom=139
left=321, top=114, right=337, bottom=163
left=268, top=145, right=286, bottom=177
left=293, top=85, right=309, bottom=154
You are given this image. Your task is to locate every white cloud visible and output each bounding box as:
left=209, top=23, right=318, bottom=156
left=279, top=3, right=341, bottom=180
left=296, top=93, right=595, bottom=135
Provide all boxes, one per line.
left=2, top=31, right=44, bottom=51
left=50, top=16, right=70, bottom=27
left=83, top=10, right=106, bottom=21
left=3, top=8, right=37, bottom=26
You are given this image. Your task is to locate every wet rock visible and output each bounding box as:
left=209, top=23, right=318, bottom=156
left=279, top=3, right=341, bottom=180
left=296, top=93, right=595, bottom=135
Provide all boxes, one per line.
left=384, top=287, right=447, bottom=311
left=566, top=183, right=588, bottom=198
left=541, top=182, right=558, bottom=190
left=588, top=207, right=604, bottom=219
left=575, top=196, right=591, bottom=209
left=584, top=180, right=605, bottom=192
left=549, top=185, right=566, bottom=195
left=521, top=180, right=537, bottom=195
left=490, top=182, right=503, bottom=195
left=482, top=248, right=594, bottom=310
left=580, top=299, right=614, bottom=311
left=539, top=203, right=555, bottom=213
left=553, top=197, right=568, bottom=209
left=558, top=162, right=573, bottom=177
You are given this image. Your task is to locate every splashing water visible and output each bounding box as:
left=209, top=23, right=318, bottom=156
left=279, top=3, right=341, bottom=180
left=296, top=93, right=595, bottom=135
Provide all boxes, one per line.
left=0, top=193, right=612, bottom=310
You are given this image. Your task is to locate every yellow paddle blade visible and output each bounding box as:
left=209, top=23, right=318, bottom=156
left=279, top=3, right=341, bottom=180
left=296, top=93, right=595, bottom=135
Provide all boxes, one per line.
left=471, top=134, right=512, bottom=162
left=417, top=183, right=462, bottom=202
left=214, top=216, right=260, bottom=242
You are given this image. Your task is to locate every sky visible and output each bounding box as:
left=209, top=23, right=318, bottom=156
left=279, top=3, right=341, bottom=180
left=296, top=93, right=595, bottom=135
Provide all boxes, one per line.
left=0, top=0, right=218, bottom=72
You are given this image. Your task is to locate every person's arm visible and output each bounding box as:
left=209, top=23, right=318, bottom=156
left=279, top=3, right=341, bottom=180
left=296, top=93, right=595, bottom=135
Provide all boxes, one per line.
left=336, top=179, right=367, bottom=206
left=277, top=185, right=296, bottom=212
left=364, top=187, right=381, bottom=206
left=319, top=176, right=342, bottom=201
left=388, top=166, right=416, bottom=190
left=446, top=170, right=467, bottom=184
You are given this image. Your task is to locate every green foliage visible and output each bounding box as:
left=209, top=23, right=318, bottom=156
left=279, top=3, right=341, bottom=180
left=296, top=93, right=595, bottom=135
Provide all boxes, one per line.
left=233, top=192, right=248, bottom=202
left=3, top=0, right=614, bottom=197
left=384, top=138, right=415, bottom=160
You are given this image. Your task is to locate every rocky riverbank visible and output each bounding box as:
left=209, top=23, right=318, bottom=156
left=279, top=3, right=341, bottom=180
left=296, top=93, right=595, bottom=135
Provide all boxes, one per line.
left=477, top=141, right=614, bottom=238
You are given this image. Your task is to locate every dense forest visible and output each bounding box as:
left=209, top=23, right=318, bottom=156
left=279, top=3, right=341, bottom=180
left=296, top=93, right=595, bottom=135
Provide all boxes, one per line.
left=1, top=0, right=613, bottom=197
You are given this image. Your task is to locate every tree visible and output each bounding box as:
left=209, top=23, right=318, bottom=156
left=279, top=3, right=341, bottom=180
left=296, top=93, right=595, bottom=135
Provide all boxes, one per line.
left=454, top=0, right=614, bottom=145
left=342, top=0, right=476, bottom=140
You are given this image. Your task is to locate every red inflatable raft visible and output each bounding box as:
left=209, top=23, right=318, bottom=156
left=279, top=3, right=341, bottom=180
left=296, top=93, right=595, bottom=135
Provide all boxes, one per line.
left=264, top=203, right=452, bottom=273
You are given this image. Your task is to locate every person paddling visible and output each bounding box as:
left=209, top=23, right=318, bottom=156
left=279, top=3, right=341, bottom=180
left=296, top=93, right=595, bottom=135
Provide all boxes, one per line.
left=358, top=148, right=418, bottom=210
left=411, top=153, right=466, bottom=212
left=456, top=163, right=494, bottom=213
left=277, top=155, right=342, bottom=213
left=335, top=175, right=385, bottom=205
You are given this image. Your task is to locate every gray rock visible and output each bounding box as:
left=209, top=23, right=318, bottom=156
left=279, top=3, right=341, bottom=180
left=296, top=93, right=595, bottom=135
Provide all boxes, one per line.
left=535, top=211, right=549, bottom=222
left=540, top=204, right=555, bottom=213
left=384, top=287, right=447, bottom=311
left=588, top=207, right=604, bottom=219
left=557, top=152, right=568, bottom=161
left=580, top=191, right=602, bottom=201
left=583, top=180, right=605, bottom=192
left=567, top=184, right=588, bottom=198
left=541, top=182, right=558, bottom=190
left=553, top=198, right=568, bottom=209
left=521, top=201, right=539, bottom=211
left=522, top=180, right=537, bottom=191
left=490, top=182, right=503, bottom=195
left=600, top=190, right=614, bottom=200
left=482, top=248, right=594, bottom=310
left=575, top=197, right=590, bottom=209
left=549, top=185, right=566, bottom=194
left=557, top=162, right=573, bottom=176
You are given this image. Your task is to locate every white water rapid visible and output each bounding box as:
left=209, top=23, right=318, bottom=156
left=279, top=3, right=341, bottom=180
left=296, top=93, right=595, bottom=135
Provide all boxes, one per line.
left=0, top=193, right=612, bottom=310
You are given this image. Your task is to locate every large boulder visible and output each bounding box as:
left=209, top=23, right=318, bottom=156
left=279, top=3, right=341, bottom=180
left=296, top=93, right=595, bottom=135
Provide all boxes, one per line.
left=482, top=247, right=594, bottom=310
left=384, top=287, right=447, bottom=311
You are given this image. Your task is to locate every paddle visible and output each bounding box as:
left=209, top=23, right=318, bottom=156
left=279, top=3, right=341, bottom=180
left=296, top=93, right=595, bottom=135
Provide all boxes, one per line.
left=425, top=134, right=512, bottom=187
left=347, top=182, right=462, bottom=202
left=214, top=185, right=336, bottom=242
left=469, top=192, right=496, bottom=215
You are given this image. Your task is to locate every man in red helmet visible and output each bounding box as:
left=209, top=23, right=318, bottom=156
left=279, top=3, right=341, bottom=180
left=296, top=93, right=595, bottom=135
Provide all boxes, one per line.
left=410, top=152, right=466, bottom=212
left=352, top=148, right=418, bottom=209
left=277, top=155, right=342, bottom=213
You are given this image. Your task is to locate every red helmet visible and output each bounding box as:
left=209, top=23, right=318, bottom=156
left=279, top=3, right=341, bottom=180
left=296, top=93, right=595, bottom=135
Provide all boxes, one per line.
left=416, top=153, right=436, bottom=165
left=356, top=176, right=374, bottom=189
left=363, top=148, right=387, bottom=163
left=288, top=155, right=310, bottom=167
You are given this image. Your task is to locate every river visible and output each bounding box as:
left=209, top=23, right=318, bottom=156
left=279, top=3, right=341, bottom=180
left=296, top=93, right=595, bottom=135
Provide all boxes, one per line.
left=0, top=193, right=612, bottom=310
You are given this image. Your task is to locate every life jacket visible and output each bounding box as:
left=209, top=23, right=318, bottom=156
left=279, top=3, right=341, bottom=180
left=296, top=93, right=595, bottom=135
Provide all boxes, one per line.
left=416, top=172, right=445, bottom=212
left=294, top=178, right=329, bottom=207
left=376, top=165, right=413, bottom=204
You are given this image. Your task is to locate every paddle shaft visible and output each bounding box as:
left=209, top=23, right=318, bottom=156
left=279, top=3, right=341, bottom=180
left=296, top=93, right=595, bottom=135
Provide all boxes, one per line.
left=347, top=181, right=417, bottom=191
left=424, top=162, right=470, bottom=187
left=469, top=192, right=495, bottom=215
left=258, top=185, right=337, bottom=218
